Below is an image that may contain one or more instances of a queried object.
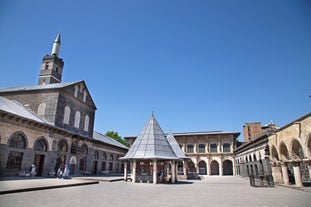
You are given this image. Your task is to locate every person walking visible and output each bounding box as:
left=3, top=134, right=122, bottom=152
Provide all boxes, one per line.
left=62, top=164, right=70, bottom=179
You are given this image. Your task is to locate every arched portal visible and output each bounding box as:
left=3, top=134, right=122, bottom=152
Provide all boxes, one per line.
left=198, top=160, right=207, bottom=175
left=291, top=139, right=304, bottom=160
left=33, top=137, right=48, bottom=176
left=69, top=156, right=77, bottom=174
left=271, top=145, right=279, bottom=162
left=210, top=160, right=219, bottom=175
left=280, top=142, right=290, bottom=161
left=223, top=160, right=233, bottom=175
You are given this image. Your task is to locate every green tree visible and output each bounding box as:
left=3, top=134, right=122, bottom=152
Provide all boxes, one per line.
left=105, top=131, right=129, bottom=147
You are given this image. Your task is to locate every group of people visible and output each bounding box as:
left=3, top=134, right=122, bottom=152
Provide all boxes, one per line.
left=57, top=164, right=70, bottom=179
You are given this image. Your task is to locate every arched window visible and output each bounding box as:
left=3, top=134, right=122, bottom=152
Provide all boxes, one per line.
left=74, top=111, right=80, bottom=128
left=9, top=132, right=26, bottom=149
left=84, top=115, right=89, bottom=131
left=6, top=132, right=27, bottom=169
left=198, top=144, right=205, bottom=153
left=83, top=90, right=87, bottom=102
left=57, top=139, right=68, bottom=152
left=37, top=103, right=46, bottom=116
left=63, top=106, right=70, bottom=124
left=81, top=144, right=88, bottom=154
left=74, top=85, right=79, bottom=98
left=34, top=137, right=48, bottom=152
left=187, top=145, right=194, bottom=153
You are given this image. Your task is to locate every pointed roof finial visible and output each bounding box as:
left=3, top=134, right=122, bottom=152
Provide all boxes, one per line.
left=51, top=32, right=61, bottom=56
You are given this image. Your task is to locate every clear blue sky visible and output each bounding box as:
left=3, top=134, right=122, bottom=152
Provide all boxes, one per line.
left=0, top=1, right=310, bottom=140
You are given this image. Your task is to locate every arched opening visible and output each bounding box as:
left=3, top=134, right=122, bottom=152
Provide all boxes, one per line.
left=271, top=145, right=279, bottom=162
left=69, top=156, right=77, bottom=174
left=55, top=139, right=69, bottom=175
left=210, top=160, right=219, bottom=175
left=92, top=151, right=99, bottom=174
left=79, top=144, right=88, bottom=172
left=6, top=132, right=27, bottom=170
left=280, top=142, right=290, bottom=161
left=109, top=154, right=114, bottom=172
left=177, top=161, right=184, bottom=175
left=33, top=137, right=48, bottom=176
left=198, top=160, right=207, bottom=175
left=223, top=160, right=233, bottom=175
left=187, top=160, right=196, bottom=178
left=308, top=135, right=311, bottom=156
left=101, top=152, right=107, bottom=172
left=291, top=139, right=304, bottom=160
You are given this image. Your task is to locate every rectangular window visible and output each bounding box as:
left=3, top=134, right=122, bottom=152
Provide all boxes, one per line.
left=79, top=157, right=86, bottom=171
left=223, top=143, right=231, bottom=152
left=198, top=144, right=205, bottom=153
left=187, top=145, right=194, bottom=153
left=6, top=151, right=23, bottom=169
left=210, top=144, right=217, bottom=153
left=101, top=162, right=106, bottom=171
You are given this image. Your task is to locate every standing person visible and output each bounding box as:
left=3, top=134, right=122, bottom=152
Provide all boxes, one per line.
left=62, top=164, right=70, bottom=179
left=57, top=167, right=63, bottom=179
left=30, top=164, right=36, bottom=176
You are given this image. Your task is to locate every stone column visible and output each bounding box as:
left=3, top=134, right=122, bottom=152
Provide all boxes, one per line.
left=293, top=162, right=303, bottom=187
left=153, top=160, right=157, bottom=184
left=281, top=164, right=289, bottom=185
left=132, top=160, right=136, bottom=183
left=183, top=161, right=187, bottom=177
left=271, top=164, right=283, bottom=183
left=232, top=158, right=236, bottom=176
left=171, top=161, right=176, bottom=183
left=219, top=159, right=223, bottom=176
left=124, top=162, right=127, bottom=181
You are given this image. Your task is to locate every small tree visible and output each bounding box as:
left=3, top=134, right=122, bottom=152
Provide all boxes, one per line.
left=105, top=131, right=129, bottom=147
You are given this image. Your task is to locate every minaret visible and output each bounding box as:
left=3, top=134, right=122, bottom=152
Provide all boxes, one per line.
left=38, top=33, right=64, bottom=85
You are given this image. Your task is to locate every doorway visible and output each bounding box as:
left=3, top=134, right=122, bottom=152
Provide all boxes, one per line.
left=34, top=154, right=45, bottom=176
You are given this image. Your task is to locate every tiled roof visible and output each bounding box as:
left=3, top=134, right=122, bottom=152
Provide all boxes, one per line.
left=0, top=96, right=127, bottom=150
left=166, top=132, right=187, bottom=159
left=0, top=96, right=52, bottom=124
left=93, top=131, right=129, bottom=150
left=0, top=81, right=81, bottom=93
left=121, top=114, right=186, bottom=160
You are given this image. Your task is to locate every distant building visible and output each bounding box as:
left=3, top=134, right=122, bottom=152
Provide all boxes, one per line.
left=269, top=112, right=311, bottom=187
left=0, top=34, right=128, bottom=177
left=236, top=114, right=311, bottom=187
left=125, top=128, right=240, bottom=179
left=243, top=122, right=278, bottom=142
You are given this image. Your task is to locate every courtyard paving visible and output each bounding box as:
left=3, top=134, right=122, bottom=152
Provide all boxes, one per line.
left=0, top=176, right=310, bottom=207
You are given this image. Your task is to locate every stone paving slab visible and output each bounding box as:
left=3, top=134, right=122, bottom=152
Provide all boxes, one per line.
left=0, top=176, right=310, bottom=207
left=0, top=178, right=99, bottom=194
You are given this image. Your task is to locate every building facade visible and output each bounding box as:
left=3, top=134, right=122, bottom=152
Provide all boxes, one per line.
left=0, top=34, right=128, bottom=177
left=235, top=123, right=277, bottom=180
left=235, top=113, right=311, bottom=187
left=269, top=112, right=311, bottom=187
left=125, top=131, right=240, bottom=179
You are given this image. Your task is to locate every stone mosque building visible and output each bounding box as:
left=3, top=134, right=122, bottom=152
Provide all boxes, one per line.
left=0, top=34, right=128, bottom=177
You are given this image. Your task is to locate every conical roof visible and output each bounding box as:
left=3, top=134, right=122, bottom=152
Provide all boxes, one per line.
left=166, top=132, right=187, bottom=159
left=121, top=114, right=182, bottom=160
